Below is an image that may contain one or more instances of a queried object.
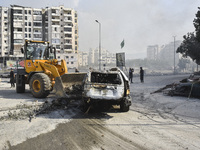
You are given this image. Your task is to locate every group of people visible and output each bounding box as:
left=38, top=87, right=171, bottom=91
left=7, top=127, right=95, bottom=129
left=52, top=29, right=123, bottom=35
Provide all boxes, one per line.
left=129, top=67, right=144, bottom=83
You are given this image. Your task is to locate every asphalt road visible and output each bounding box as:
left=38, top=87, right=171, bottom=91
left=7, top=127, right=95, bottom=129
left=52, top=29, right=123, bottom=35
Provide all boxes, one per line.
left=1, top=74, right=200, bottom=150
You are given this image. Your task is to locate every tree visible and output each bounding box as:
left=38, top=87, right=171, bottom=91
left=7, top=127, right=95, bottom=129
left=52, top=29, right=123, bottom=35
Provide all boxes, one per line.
left=177, top=32, right=200, bottom=65
left=193, top=7, right=200, bottom=42
left=177, top=58, right=189, bottom=72
left=177, top=7, right=200, bottom=65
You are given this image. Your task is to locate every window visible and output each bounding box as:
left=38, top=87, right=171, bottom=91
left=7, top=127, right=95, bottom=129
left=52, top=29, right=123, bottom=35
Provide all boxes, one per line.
left=66, top=56, right=69, bottom=58
left=71, top=56, right=73, bottom=58
left=25, top=22, right=27, bottom=26
left=67, top=62, right=69, bottom=64
left=29, top=34, right=31, bottom=38
left=25, top=28, right=27, bottom=32
left=14, top=39, right=23, bottom=43
left=29, top=28, right=31, bottom=32
left=64, top=27, right=72, bottom=32
left=58, top=56, right=60, bottom=59
left=17, top=28, right=22, bottom=32
left=29, top=10, right=31, bottom=14
left=25, top=16, right=27, bottom=20
left=56, top=45, right=60, bottom=49
left=25, top=10, right=27, bottom=14
left=29, top=22, right=31, bottom=26
left=71, top=62, right=73, bottom=64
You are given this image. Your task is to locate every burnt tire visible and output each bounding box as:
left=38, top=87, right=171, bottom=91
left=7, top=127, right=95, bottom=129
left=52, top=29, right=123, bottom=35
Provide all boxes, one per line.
left=16, top=75, right=25, bottom=93
left=120, top=102, right=130, bottom=112
left=29, top=73, right=51, bottom=98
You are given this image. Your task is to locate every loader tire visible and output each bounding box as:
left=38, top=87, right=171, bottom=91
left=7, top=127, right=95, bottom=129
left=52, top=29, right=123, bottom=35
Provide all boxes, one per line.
left=29, top=73, right=51, bottom=98
left=120, top=101, right=130, bottom=112
left=16, top=74, right=25, bottom=93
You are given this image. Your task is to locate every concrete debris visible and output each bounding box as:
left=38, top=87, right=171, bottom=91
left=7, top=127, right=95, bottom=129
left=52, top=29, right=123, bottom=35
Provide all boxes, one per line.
left=0, top=98, right=71, bottom=121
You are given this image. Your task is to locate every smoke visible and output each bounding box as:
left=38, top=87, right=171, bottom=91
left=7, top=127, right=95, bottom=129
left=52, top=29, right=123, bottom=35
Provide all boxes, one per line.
left=1, top=0, right=200, bottom=58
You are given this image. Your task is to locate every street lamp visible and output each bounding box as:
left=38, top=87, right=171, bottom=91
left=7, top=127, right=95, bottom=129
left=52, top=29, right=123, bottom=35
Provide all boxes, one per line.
left=173, top=36, right=176, bottom=75
left=95, top=20, right=101, bottom=71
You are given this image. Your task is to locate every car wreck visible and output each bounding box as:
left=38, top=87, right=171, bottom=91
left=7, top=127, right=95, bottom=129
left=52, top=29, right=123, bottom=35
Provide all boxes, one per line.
left=82, top=68, right=132, bottom=112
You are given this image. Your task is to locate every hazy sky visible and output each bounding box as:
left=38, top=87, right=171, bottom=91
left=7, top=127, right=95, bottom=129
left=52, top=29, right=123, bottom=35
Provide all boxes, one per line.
left=2, top=0, right=200, bottom=59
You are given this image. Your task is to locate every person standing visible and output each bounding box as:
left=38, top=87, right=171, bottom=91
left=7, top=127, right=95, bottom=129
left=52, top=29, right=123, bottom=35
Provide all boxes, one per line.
left=140, top=67, right=144, bottom=83
left=129, top=68, right=133, bottom=83
left=10, top=68, right=15, bottom=88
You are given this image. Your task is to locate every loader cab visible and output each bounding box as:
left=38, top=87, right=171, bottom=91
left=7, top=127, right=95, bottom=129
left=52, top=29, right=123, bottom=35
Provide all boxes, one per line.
left=22, top=40, right=56, bottom=60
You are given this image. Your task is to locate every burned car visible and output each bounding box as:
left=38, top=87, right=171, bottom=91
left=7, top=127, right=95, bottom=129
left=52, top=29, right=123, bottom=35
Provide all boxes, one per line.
left=82, top=68, right=132, bottom=112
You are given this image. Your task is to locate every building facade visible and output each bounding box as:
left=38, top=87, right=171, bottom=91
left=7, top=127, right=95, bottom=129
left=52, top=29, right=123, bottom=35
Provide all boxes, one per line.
left=88, top=47, right=116, bottom=69
left=147, top=45, right=159, bottom=60
left=0, top=5, right=79, bottom=69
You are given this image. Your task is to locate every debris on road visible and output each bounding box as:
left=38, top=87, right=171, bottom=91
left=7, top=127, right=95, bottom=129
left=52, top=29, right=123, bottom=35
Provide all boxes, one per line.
left=0, top=98, right=73, bottom=121
left=151, top=72, right=200, bottom=98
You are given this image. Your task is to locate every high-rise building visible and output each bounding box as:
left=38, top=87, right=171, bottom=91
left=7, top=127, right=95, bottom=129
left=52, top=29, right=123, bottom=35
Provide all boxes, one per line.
left=0, top=5, right=79, bottom=68
left=0, top=6, right=10, bottom=56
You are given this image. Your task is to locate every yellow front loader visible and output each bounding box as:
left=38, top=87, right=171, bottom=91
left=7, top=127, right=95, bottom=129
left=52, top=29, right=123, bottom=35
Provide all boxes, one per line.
left=16, top=40, right=86, bottom=98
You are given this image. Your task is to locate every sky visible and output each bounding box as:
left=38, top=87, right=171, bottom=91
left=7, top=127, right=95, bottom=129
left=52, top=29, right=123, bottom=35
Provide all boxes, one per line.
left=1, top=0, right=200, bottom=59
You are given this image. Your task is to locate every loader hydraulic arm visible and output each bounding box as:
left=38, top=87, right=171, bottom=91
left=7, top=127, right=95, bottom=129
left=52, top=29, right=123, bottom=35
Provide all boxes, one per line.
left=36, top=61, right=60, bottom=78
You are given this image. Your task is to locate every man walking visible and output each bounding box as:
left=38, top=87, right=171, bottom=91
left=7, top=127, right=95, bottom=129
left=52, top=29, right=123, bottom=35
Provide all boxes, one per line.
left=140, top=67, right=144, bottom=83
left=10, top=68, right=15, bottom=88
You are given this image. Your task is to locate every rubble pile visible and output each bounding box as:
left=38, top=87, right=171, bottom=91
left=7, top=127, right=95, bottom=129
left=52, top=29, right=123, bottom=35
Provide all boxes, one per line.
left=0, top=98, right=73, bottom=121
left=152, top=72, right=200, bottom=98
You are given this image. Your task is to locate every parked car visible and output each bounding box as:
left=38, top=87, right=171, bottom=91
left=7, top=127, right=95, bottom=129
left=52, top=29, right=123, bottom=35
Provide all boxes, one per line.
left=82, top=67, right=132, bottom=112
left=0, top=72, right=10, bottom=78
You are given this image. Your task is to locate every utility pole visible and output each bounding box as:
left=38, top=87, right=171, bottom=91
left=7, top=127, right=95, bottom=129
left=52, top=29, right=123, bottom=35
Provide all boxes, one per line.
left=95, top=20, right=101, bottom=71
left=173, top=36, right=176, bottom=75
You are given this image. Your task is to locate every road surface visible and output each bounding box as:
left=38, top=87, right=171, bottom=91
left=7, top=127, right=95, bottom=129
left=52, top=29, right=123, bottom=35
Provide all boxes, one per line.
left=0, top=74, right=200, bottom=150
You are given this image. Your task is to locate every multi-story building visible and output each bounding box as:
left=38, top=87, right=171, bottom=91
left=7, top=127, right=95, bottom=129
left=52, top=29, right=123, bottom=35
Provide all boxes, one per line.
left=0, top=6, right=10, bottom=56
left=158, top=40, right=182, bottom=67
left=88, top=47, right=116, bottom=69
left=147, top=45, right=159, bottom=60
left=0, top=5, right=79, bottom=69
left=0, top=6, right=11, bottom=67
left=78, top=51, right=88, bottom=67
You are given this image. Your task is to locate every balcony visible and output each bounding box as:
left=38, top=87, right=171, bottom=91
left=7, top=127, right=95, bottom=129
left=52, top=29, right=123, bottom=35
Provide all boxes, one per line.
left=64, top=49, right=73, bottom=53
left=52, top=13, right=60, bottom=16
left=64, top=19, right=72, bottom=23
left=14, top=22, right=23, bottom=27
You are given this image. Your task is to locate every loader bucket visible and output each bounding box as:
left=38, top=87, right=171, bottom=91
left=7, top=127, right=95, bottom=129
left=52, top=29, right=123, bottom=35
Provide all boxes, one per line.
left=54, top=73, right=87, bottom=99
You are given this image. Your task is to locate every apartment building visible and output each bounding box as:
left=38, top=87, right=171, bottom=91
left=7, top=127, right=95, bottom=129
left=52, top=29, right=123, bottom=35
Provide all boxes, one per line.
left=0, top=7, right=10, bottom=56
left=78, top=51, right=88, bottom=67
left=147, top=45, right=159, bottom=60
left=158, top=41, right=181, bottom=66
left=0, top=5, right=79, bottom=68
left=88, top=47, right=116, bottom=69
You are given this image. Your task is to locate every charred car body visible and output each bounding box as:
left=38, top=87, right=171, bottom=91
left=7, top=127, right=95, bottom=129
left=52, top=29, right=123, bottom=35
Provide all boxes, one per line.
left=82, top=68, right=132, bottom=112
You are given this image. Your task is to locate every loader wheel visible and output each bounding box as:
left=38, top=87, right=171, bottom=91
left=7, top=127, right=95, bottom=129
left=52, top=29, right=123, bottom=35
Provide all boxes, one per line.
left=30, top=73, right=51, bottom=98
left=120, top=101, right=130, bottom=112
left=16, top=74, right=25, bottom=93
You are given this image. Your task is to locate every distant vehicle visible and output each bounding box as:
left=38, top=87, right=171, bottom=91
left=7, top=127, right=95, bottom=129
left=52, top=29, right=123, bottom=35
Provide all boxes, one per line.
left=0, top=72, right=10, bottom=78
left=82, top=68, right=132, bottom=112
